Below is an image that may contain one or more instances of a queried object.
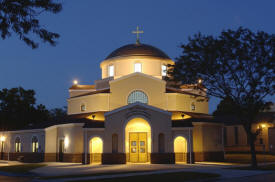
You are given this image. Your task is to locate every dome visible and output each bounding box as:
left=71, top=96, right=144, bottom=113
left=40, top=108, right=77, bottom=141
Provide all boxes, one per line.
left=105, top=43, right=171, bottom=60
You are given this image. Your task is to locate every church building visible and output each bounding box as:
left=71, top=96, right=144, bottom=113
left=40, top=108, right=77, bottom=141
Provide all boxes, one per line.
left=0, top=29, right=224, bottom=164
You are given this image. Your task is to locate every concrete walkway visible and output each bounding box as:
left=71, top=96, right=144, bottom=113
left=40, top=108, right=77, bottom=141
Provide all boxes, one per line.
left=30, top=162, right=272, bottom=182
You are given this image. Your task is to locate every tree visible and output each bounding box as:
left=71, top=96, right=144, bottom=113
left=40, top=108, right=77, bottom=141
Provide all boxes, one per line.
left=0, top=87, right=50, bottom=130
left=49, top=107, right=67, bottom=122
left=169, top=27, right=275, bottom=168
left=0, top=0, right=62, bottom=48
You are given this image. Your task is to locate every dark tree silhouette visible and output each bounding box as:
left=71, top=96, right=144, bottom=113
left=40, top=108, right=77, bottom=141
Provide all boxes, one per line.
left=169, top=27, right=275, bottom=168
left=0, top=0, right=62, bottom=48
left=49, top=107, right=67, bottom=122
left=0, top=87, right=50, bottom=130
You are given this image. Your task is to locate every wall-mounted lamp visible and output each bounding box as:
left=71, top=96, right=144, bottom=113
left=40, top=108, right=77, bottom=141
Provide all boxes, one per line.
left=198, top=78, right=203, bottom=84
left=0, top=136, right=5, bottom=142
left=64, top=137, right=69, bottom=148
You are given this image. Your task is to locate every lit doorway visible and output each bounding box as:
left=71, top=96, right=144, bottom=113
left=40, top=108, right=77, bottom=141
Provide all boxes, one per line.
left=129, top=132, right=147, bottom=163
left=125, top=118, right=151, bottom=163
left=89, top=137, right=103, bottom=164
left=174, top=136, right=187, bottom=163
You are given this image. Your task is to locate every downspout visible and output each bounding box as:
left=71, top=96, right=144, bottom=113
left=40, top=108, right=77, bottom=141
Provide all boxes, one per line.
left=189, top=128, right=192, bottom=164
left=84, top=128, right=87, bottom=164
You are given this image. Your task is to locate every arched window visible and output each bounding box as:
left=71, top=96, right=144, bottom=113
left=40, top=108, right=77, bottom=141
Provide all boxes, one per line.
left=158, top=133, right=165, bottom=153
left=127, top=90, right=148, bottom=104
left=32, top=136, right=39, bottom=153
left=112, top=134, right=118, bottom=153
left=15, top=137, right=21, bottom=152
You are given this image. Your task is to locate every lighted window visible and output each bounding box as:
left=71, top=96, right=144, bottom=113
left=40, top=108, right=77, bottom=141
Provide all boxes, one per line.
left=81, top=104, right=86, bottom=111
left=32, top=136, right=39, bottom=153
left=128, top=90, right=148, bottom=104
left=191, top=103, right=196, bottom=111
left=15, top=137, right=21, bottom=152
left=134, top=63, right=142, bottom=72
left=108, top=65, right=114, bottom=77
left=161, top=65, right=167, bottom=76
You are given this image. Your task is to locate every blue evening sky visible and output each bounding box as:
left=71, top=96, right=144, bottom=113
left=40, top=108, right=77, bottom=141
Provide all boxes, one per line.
left=0, top=0, right=274, bottom=113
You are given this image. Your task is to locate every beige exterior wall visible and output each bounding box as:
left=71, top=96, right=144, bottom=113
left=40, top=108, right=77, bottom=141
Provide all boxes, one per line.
left=55, top=124, right=84, bottom=154
left=193, top=123, right=223, bottom=153
left=167, top=93, right=208, bottom=113
left=104, top=103, right=173, bottom=154
left=100, top=56, right=174, bottom=79
left=45, top=127, right=57, bottom=153
left=225, top=123, right=274, bottom=152
left=67, top=73, right=209, bottom=115
left=0, top=130, right=45, bottom=153
left=68, top=93, right=109, bottom=115
left=109, top=73, right=166, bottom=110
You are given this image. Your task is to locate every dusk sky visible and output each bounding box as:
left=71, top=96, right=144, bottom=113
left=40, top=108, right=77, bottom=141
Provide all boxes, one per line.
left=1, top=0, right=275, bottom=113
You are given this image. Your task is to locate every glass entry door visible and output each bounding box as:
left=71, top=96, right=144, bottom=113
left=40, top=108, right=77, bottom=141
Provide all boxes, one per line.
left=129, top=132, right=147, bottom=163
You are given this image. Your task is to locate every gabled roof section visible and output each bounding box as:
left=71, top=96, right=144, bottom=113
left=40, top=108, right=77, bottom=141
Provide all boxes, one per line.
left=110, top=72, right=166, bottom=84
left=105, top=102, right=171, bottom=117
left=166, top=87, right=207, bottom=97
left=69, top=88, right=110, bottom=99
left=69, top=85, right=95, bottom=90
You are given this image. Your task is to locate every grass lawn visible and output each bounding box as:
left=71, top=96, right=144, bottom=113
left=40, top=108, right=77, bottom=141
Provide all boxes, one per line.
left=231, top=164, right=275, bottom=171
left=0, top=163, right=47, bottom=174
left=69, top=171, right=220, bottom=182
left=40, top=170, right=155, bottom=180
left=225, top=154, right=275, bottom=164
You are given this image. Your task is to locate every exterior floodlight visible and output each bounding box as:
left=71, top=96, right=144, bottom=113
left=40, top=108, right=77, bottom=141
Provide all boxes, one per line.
left=73, top=80, right=78, bottom=85
left=261, top=124, right=266, bottom=128
left=0, top=136, right=5, bottom=142
left=198, top=78, right=203, bottom=84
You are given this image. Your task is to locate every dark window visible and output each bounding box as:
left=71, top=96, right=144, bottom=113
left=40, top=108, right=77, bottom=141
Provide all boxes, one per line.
left=234, top=126, right=239, bottom=145
left=158, top=133, right=165, bottom=153
left=223, top=127, right=227, bottom=146
left=259, top=138, right=263, bottom=145
left=112, top=134, right=118, bottom=153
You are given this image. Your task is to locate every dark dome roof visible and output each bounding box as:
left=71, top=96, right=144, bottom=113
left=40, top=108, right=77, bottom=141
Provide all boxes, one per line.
left=106, top=43, right=170, bottom=60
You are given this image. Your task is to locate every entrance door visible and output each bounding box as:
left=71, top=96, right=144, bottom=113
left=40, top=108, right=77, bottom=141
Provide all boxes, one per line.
left=59, top=139, right=64, bottom=162
left=129, top=132, right=147, bottom=163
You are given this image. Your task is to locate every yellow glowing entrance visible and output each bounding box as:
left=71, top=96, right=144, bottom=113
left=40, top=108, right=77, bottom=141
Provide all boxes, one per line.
left=174, top=136, right=187, bottom=163
left=125, top=118, right=151, bottom=163
left=129, top=132, right=147, bottom=163
left=89, top=137, right=103, bottom=164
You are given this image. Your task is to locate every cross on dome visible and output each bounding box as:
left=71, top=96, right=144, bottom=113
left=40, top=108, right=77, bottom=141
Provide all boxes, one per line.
left=132, top=26, right=144, bottom=44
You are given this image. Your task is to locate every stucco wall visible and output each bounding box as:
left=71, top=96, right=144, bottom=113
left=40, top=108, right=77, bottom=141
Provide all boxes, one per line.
left=100, top=56, right=174, bottom=79
left=67, top=73, right=209, bottom=115
left=193, top=123, right=223, bottom=153
left=68, top=94, right=109, bottom=115
left=109, top=73, right=166, bottom=110
left=0, top=130, right=45, bottom=153
left=104, top=103, right=172, bottom=154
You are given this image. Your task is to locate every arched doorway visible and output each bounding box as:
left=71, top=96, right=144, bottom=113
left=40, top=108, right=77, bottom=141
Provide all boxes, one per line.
left=125, top=117, right=151, bottom=163
left=174, top=136, right=187, bottom=163
left=89, top=137, right=103, bottom=164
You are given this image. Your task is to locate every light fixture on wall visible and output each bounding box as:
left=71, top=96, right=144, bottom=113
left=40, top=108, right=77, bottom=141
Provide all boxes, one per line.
left=64, top=137, right=69, bottom=148
left=198, top=78, right=203, bottom=84
left=73, top=80, right=78, bottom=85
left=0, top=136, right=5, bottom=142
left=92, top=115, right=96, bottom=120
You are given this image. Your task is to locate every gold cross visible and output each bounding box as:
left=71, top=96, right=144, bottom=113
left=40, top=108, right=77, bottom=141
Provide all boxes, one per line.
left=132, top=26, right=144, bottom=44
